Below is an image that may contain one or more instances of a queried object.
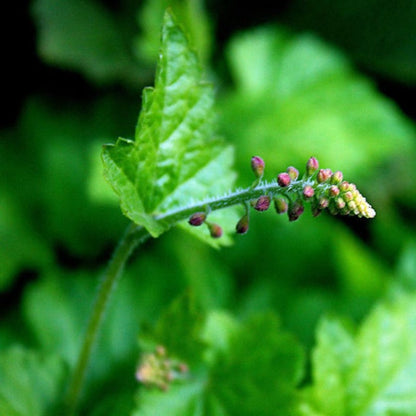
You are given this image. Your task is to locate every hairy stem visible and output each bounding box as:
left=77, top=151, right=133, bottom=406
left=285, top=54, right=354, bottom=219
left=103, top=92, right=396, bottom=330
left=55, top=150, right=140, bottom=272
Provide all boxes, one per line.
left=64, top=222, right=149, bottom=416
left=156, top=178, right=315, bottom=225
left=64, top=178, right=318, bottom=414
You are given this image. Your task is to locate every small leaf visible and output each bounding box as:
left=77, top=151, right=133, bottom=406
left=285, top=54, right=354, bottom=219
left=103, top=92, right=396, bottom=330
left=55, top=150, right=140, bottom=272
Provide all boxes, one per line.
left=0, top=346, right=67, bottom=416
left=103, top=11, right=236, bottom=238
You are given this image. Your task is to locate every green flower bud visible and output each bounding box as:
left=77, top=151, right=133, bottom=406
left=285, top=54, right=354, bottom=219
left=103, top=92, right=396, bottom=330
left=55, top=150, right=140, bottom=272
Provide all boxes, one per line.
left=287, top=166, right=299, bottom=181
left=343, top=191, right=353, bottom=201
left=277, top=172, right=291, bottom=187
left=274, top=197, right=288, bottom=214
left=330, top=171, right=343, bottom=184
left=251, top=156, right=265, bottom=178
left=339, top=181, right=350, bottom=192
left=188, top=212, right=206, bottom=226
left=335, top=198, right=346, bottom=209
left=306, top=157, right=319, bottom=176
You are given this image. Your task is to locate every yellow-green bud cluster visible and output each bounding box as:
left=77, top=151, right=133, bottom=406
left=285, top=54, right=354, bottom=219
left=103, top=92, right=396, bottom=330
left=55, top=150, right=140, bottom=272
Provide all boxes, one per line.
left=328, top=181, right=376, bottom=218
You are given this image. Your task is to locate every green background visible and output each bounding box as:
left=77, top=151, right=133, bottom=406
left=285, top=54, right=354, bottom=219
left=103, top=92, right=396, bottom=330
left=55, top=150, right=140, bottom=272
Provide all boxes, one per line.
left=1, top=0, right=416, bottom=415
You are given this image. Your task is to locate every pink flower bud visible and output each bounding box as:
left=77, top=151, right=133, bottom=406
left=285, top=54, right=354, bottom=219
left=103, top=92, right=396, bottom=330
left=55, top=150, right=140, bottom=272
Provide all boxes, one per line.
left=306, top=157, right=319, bottom=176
left=319, top=197, right=329, bottom=209
left=287, top=166, right=299, bottom=181
left=253, top=195, right=271, bottom=211
left=274, top=197, right=288, bottom=214
left=188, top=212, right=206, bottom=226
left=329, top=185, right=340, bottom=197
left=236, top=214, right=249, bottom=234
left=339, top=181, right=350, bottom=192
left=288, top=201, right=304, bottom=221
left=277, top=172, right=291, bottom=187
left=208, top=223, right=223, bottom=238
left=317, top=168, right=332, bottom=183
left=303, top=185, right=314, bottom=199
left=251, top=156, right=265, bottom=178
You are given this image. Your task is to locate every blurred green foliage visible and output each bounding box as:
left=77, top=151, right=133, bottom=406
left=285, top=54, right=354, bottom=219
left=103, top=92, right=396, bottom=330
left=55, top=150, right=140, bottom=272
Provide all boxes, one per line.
left=1, top=0, right=416, bottom=414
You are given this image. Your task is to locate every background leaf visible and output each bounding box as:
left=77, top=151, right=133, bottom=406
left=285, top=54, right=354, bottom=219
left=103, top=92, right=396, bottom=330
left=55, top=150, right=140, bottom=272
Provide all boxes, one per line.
left=0, top=346, right=67, bottom=416
left=32, top=0, right=144, bottom=86
left=306, top=293, right=416, bottom=415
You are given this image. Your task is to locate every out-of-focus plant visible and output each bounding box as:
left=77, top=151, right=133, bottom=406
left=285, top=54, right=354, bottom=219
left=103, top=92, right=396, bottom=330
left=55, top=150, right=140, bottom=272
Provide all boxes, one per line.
left=2, top=2, right=416, bottom=416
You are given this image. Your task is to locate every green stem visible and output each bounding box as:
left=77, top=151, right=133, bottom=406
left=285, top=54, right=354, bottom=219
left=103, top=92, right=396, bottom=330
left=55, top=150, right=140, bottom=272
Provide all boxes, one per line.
left=156, top=178, right=317, bottom=225
left=64, top=177, right=323, bottom=414
left=64, top=222, right=149, bottom=415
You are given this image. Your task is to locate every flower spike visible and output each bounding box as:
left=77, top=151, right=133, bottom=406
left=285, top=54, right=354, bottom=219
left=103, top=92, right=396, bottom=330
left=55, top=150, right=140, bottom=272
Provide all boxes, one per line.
left=188, top=155, right=375, bottom=239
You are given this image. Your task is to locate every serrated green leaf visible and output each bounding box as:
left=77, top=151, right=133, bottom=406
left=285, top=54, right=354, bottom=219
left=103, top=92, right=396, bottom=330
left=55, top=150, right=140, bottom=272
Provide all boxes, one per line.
left=103, top=11, right=236, bottom=239
left=307, top=293, right=416, bottom=415
left=0, top=346, right=67, bottom=416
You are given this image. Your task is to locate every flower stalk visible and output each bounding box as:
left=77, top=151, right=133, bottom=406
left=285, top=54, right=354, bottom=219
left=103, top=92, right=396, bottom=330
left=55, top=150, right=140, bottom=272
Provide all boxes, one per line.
left=66, top=156, right=375, bottom=414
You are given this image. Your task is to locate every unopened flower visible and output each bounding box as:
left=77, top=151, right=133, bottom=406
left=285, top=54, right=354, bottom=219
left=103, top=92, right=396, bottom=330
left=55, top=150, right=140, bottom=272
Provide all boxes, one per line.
left=339, top=181, right=350, bottom=192
left=319, top=197, right=329, bottom=209
left=335, top=182, right=376, bottom=218
left=136, top=346, right=189, bottom=391
left=329, top=185, right=340, bottom=197
left=188, top=212, right=206, bottom=226
left=306, top=157, right=319, bottom=176
left=288, top=201, right=304, bottom=221
left=287, top=166, right=299, bottom=181
left=317, top=168, right=332, bottom=183
left=253, top=195, right=271, bottom=211
left=207, top=223, right=223, bottom=238
left=251, top=156, right=265, bottom=178
left=277, top=172, right=291, bottom=187
left=331, top=171, right=343, bottom=184
left=335, top=197, right=346, bottom=210
left=236, top=214, right=249, bottom=234
left=303, top=185, right=314, bottom=199
left=274, top=197, right=288, bottom=214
